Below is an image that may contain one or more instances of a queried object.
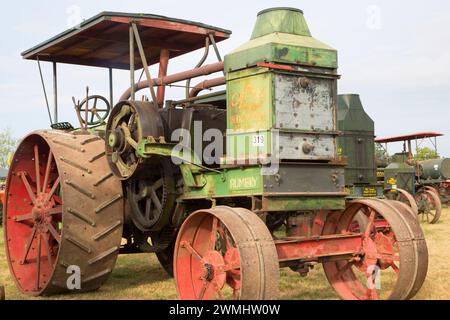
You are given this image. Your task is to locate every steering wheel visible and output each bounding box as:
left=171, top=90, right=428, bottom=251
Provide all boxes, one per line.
left=76, top=95, right=111, bottom=126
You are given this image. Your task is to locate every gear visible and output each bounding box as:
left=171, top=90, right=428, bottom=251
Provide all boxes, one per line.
left=126, top=158, right=176, bottom=232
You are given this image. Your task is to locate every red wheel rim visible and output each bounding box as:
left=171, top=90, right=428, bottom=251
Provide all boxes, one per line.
left=174, top=212, right=241, bottom=300
left=5, top=136, right=62, bottom=295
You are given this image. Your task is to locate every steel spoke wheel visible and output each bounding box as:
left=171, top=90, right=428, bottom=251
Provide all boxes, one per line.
left=174, top=206, right=279, bottom=300
left=415, top=189, right=441, bottom=224
left=423, top=186, right=440, bottom=199
left=383, top=188, right=418, bottom=217
left=323, top=198, right=428, bottom=300
left=4, top=132, right=123, bottom=296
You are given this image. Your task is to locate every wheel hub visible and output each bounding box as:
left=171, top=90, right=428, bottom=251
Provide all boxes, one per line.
left=108, top=128, right=126, bottom=153
left=357, top=236, right=378, bottom=272
left=201, top=250, right=226, bottom=289
left=204, top=263, right=214, bottom=281
left=32, top=195, right=54, bottom=224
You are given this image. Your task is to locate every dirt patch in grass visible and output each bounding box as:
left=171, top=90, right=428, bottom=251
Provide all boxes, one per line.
left=1, top=208, right=449, bottom=300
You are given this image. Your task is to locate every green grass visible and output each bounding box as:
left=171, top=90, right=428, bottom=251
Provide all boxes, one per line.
left=1, top=209, right=449, bottom=300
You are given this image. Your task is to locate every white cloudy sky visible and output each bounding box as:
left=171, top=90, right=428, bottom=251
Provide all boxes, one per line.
left=1, top=0, right=450, bottom=155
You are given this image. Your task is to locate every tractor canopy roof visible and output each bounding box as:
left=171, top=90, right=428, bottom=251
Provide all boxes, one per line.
left=21, top=12, right=231, bottom=69
left=375, top=132, right=443, bottom=144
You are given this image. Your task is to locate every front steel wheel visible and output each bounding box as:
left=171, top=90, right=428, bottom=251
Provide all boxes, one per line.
left=174, top=206, right=279, bottom=300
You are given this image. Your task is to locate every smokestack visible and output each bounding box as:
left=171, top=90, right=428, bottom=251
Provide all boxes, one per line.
left=251, top=7, right=311, bottom=39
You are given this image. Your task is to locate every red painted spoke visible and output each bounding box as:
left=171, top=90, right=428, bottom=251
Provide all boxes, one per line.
left=46, top=177, right=60, bottom=202
left=42, top=150, right=53, bottom=192
left=19, top=172, right=36, bottom=204
left=36, top=232, right=42, bottom=290
left=364, top=209, right=376, bottom=238
left=47, top=222, right=61, bottom=244
left=223, top=262, right=241, bottom=272
left=390, top=262, right=400, bottom=274
left=13, top=212, right=34, bottom=222
left=376, top=253, right=400, bottom=262
left=53, top=194, right=62, bottom=205
left=197, top=279, right=209, bottom=300
left=20, top=226, right=37, bottom=264
left=182, top=241, right=203, bottom=261
left=42, top=233, right=53, bottom=267
left=34, top=145, right=41, bottom=194
left=47, top=205, right=63, bottom=215
left=209, top=216, right=218, bottom=250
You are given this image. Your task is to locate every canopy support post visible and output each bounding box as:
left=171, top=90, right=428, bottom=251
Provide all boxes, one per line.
left=131, top=23, right=158, bottom=106
left=109, top=68, right=114, bottom=107
left=36, top=56, right=53, bottom=125
left=53, top=62, right=58, bottom=123
left=129, top=25, right=135, bottom=101
left=157, top=49, right=170, bottom=108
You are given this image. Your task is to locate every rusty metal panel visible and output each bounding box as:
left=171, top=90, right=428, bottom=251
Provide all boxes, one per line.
left=276, top=132, right=335, bottom=160
left=263, top=163, right=345, bottom=194
left=227, top=68, right=272, bottom=131
left=274, top=74, right=334, bottom=131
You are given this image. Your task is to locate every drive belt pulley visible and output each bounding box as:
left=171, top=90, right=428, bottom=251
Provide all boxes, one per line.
left=106, top=100, right=166, bottom=180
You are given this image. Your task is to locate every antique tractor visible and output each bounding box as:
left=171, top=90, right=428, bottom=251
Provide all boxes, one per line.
left=4, top=8, right=427, bottom=300
left=337, top=94, right=383, bottom=199
left=376, top=133, right=445, bottom=224
left=336, top=94, right=421, bottom=235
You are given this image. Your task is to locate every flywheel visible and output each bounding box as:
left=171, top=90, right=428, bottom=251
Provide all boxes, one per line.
left=4, top=131, right=124, bottom=296
left=106, top=100, right=165, bottom=180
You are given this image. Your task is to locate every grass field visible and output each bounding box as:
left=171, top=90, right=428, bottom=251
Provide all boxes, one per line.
left=1, top=209, right=449, bottom=300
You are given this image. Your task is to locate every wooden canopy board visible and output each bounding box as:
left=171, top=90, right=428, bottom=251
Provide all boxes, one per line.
left=21, top=12, right=232, bottom=69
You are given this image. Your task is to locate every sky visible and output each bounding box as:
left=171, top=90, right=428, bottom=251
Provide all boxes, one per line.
left=0, top=0, right=449, bottom=155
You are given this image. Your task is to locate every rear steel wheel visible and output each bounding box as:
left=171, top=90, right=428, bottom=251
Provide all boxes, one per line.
left=323, top=198, right=427, bottom=300
left=4, top=131, right=123, bottom=296
left=415, top=189, right=441, bottom=224
left=384, top=188, right=418, bottom=217
left=423, top=186, right=440, bottom=198
left=174, top=206, right=279, bottom=300
left=387, top=200, right=429, bottom=299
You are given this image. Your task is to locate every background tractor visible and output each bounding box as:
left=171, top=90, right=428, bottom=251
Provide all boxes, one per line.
left=3, top=8, right=428, bottom=300
left=376, top=132, right=446, bottom=224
